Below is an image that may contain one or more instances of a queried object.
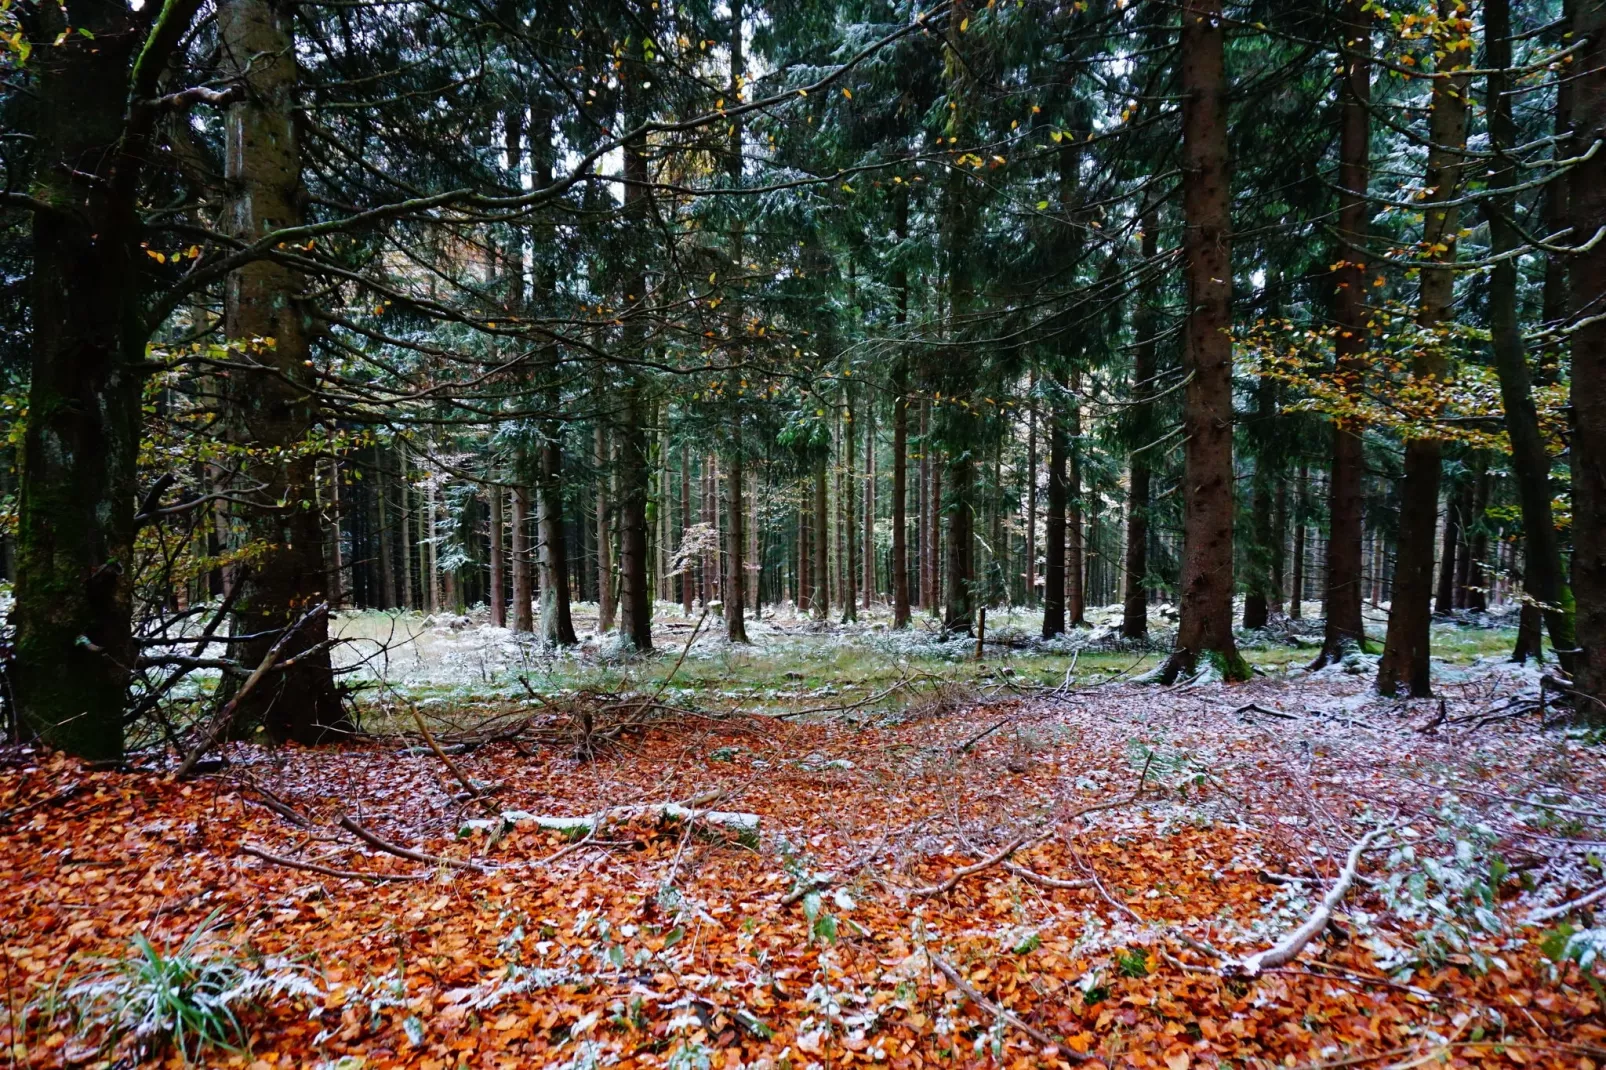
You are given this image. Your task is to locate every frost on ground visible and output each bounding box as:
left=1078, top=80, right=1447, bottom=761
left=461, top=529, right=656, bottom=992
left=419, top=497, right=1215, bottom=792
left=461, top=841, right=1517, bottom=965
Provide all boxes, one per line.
left=4, top=650, right=1603, bottom=1069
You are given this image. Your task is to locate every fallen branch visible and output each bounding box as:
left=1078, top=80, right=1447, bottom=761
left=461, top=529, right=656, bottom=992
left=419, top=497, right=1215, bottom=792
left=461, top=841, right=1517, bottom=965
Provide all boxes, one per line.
left=1233, top=702, right=1299, bottom=720
left=406, top=700, right=497, bottom=798
left=999, top=860, right=1091, bottom=890
left=906, top=831, right=1051, bottom=897
left=337, top=816, right=493, bottom=872
left=175, top=603, right=327, bottom=779
left=0, top=782, right=84, bottom=825
left=929, top=952, right=1096, bottom=1063
left=1231, top=828, right=1384, bottom=977
left=1528, top=881, right=1606, bottom=923
left=239, top=844, right=428, bottom=883
left=460, top=790, right=761, bottom=849
left=776, top=677, right=914, bottom=720
left=780, top=822, right=920, bottom=906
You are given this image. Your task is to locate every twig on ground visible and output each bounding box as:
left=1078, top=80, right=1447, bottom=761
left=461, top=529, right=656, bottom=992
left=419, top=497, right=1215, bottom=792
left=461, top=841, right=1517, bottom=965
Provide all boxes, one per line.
left=240, top=844, right=428, bottom=882
left=337, top=816, right=493, bottom=872
left=929, top=952, right=1097, bottom=1062
left=905, top=831, right=1052, bottom=897
left=1528, top=881, right=1606, bottom=923
left=175, top=603, right=327, bottom=779
left=406, top=700, right=496, bottom=798
left=999, top=861, right=1091, bottom=890
left=0, top=782, right=83, bottom=825
left=1231, top=827, right=1386, bottom=976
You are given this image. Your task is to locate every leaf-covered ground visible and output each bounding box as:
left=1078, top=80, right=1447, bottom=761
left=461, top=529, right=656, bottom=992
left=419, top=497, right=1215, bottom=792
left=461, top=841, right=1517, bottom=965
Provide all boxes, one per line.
left=4, top=638, right=1605, bottom=1070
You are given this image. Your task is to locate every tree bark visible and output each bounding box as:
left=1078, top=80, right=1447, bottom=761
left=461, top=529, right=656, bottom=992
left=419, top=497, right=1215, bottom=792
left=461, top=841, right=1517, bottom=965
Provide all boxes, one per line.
left=1486, top=0, right=1575, bottom=665
left=842, top=389, right=858, bottom=623
left=594, top=417, right=615, bottom=631
left=488, top=472, right=506, bottom=628
left=617, top=387, right=653, bottom=651
left=11, top=1, right=161, bottom=759
left=1123, top=207, right=1160, bottom=639
left=1315, top=0, right=1371, bottom=665
left=218, top=0, right=345, bottom=741
left=512, top=485, right=534, bottom=632
left=1067, top=377, right=1086, bottom=627
left=726, top=427, right=750, bottom=641
left=1377, top=5, right=1470, bottom=697
left=813, top=450, right=830, bottom=620
left=1158, top=0, right=1246, bottom=682
left=538, top=436, right=578, bottom=644
left=1436, top=488, right=1461, bottom=615
left=1043, top=395, right=1068, bottom=638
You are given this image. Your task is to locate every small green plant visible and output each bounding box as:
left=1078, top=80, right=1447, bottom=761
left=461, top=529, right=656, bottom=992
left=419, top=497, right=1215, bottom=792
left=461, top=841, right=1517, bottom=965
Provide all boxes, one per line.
left=1116, top=948, right=1150, bottom=978
left=55, top=911, right=318, bottom=1064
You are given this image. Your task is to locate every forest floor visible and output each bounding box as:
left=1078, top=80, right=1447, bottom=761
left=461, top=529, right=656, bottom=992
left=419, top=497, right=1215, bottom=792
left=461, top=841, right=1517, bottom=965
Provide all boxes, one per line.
left=3, top=606, right=1605, bottom=1070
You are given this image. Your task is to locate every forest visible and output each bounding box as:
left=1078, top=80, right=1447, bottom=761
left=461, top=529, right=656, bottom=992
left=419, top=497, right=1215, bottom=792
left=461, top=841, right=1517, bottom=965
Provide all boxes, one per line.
left=2, top=0, right=1606, bottom=1065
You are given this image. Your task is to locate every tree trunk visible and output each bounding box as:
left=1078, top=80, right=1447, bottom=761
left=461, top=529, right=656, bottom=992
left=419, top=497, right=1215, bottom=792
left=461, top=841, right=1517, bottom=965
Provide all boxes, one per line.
left=1067, top=379, right=1086, bottom=627
left=842, top=390, right=858, bottom=623
left=595, top=417, right=615, bottom=631
left=813, top=450, right=830, bottom=620
left=538, top=436, right=579, bottom=644
left=488, top=472, right=506, bottom=628
left=891, top=186, right=912, bottom=627
left=377, top=460, right=397, bottom=609
left=1377, top=7, right=1470, bottom=697
left=1315, top=0, right=1372, bottom=665
left=1158, top=0, right=1246, bottom=682
left=864, top=403, right=876, bottom=609
left=617, top=387, right=653, bottom=651
left=11, top=1, right=158, bottom=759
left=680, top=449, right=695, bottom=613
left=1042, top=398, right=1068, bottom=638
left=218, top=0, right=344, bottom=741
left=512, top=485, right=534, bottom=632
left=1243, top=374, right=1278, bottom=630
left=1436, top=489, right=1461, bottom=615
left=1290, top=465, right=1306, bottom=618
left=1123, top=207, right=1160, bottom=639
left=943, top=453, right=975, bottom=635
left=1486, top=0, right=1575, bottom=665
left=726, top=426, right=750, bottom=641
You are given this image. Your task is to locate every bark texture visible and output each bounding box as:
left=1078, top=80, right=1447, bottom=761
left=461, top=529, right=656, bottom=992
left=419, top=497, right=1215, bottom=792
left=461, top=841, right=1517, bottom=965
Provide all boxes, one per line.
left=1377, top=8, right=1469, bottom=697
left=1159, top=0, right=1246, bottom=682
left=1486, top=0, right=1575, bottom=666
left=13, top=1, right=151, bottom=759
left=1568, top=0, right=1606, bottom=715
left=1314, top=0, right=1371, bottom=666
left=219, top=0, right=346, bottom=742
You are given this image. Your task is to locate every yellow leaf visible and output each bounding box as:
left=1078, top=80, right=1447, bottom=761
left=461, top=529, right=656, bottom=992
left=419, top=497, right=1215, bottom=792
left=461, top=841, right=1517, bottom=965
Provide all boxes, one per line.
left=959, top=16, right=969, bottom=31
left=146, top=249, right=166, bottom=263
left=842, top=88, right=852, bottom=99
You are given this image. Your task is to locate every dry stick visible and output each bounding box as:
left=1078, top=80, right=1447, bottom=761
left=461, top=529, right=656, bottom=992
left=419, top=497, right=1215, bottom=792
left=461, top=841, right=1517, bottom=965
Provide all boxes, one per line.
left=239, top=844, right=429, bottom=882
left=907, top=769, right=1156, bottom=898
left=0, top=782, right=83, bottom=825
left=175, top=603, right=328, bottom=779
left=1000, top=860, right=1091, bottom=890
left=1528, top=881, right=1606, bottom=923
left=1232, top=827, right=1385, bottom=977
left=905, top=831, right=1051, bottom=897
left=406, top=700, right=491, bottom=798
left=780, top=821, right=922, bottom=907
left=337, top=815, right=493, bottom=872
left=638, top=606, right=710, bottom=716
left=775, top=677, right=913, bottom=720
left=929, top=953, right=1098, bottom=1063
